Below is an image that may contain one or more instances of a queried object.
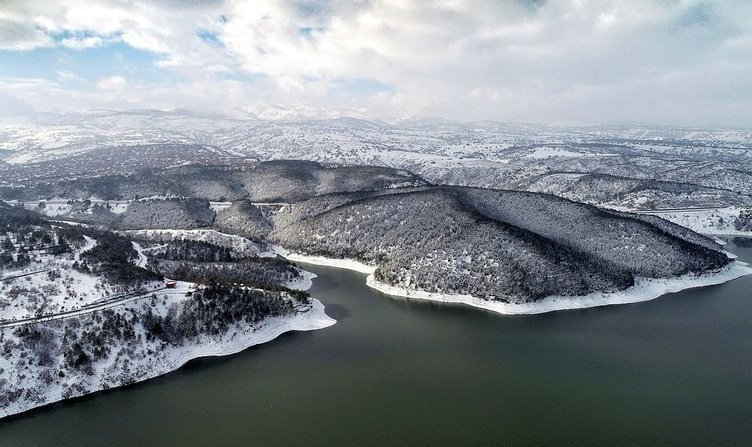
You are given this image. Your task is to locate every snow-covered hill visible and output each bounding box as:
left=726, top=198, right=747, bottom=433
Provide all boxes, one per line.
left=2, top=110, right=750, bottom=210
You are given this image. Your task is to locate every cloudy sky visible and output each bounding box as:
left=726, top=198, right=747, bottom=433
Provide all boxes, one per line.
left=0, top=0, right=750, bottom=126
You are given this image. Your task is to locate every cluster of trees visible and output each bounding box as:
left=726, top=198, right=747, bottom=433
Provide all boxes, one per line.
left=732, top=237, right=752, bottom=247
left=0, top=309, right=138, bottom=407
left=520, top=172, right=743, bottom=211
left=15, top=326, right=57, bottom=367
left=154, top=257, right=302, bottom=292
left=271, top=186, right=728, bottom=303
left=214, top=200, right=272, bottom=242
left=735, top=210, right=752, bottom=232
left=58, top=310, right=140, bottom=374
left=0, top=239, right=30, bottom=269
left=120, top=198, right=215, bottom=230
left=233, top=160, right=425, bottom=203
left=142, top=285, right=298, bottom=345
left=0, top=202, right=45, bottom=227
left=3, top=160, right=425, bottom=205
left=78, top=230, right=161, bottom=284
left=0, top=219, right=79, bottom=268
left=143, top=238, right=304, bottom=293
left=36, top=197, right=217, bottom=230
left=0, top=215, right=156, bottom=285
left=154, top=240, right=236, bottom=263
left=456, top=187, right=728, bottom=277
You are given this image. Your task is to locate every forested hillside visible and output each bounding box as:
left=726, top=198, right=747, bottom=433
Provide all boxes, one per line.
left=120, top=198, right=215, bottom=230
left=0, top=160, right=427, bottom=203
left=270, top=187, right=729, bottom=303
left=0, top=201, right=322, bottom=418
left=2, top=159, right=735, bottom=305
left=513, top=172, right=749, bottom=210
left=455, top=188, right=725, bottom=277
left=214, top=200, right=273, bottom=241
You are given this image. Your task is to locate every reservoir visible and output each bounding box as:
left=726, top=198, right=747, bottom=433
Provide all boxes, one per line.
left=1, top=240, right=751, bottom=445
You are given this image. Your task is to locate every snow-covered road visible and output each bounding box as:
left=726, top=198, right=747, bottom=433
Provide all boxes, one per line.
left=132, top=241, right=148, bottom=267
left=0, top=285, right=183, bottom=328
left=74, top=235, right=97, bottom=261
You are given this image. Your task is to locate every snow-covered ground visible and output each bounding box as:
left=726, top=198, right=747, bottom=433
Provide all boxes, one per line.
left=0, top=285, right=186, bottom=328
left=124, top=229, right=271, bottom=257
left=48, top=220, right=93, bottom=228
left=0, top=260, right=155, bottom=322
left=639, top=207, right=752, bottom=236
left=0, top=298, right=335, bottom=419
left=278, top=249, right=752, bottom=315
left=0, top=232, right=172, bottom=324
left=209, top=201, right=232, bottom=212
left=73, top=235, right=97, bottom=261
left=1, top=229, right=340, bottom=419
left=525, top=147, right=617, bottom=159
left=19, top=199, right=131, bottom=217
left=274, top=246, right=376, bottom=274
left=132, top=241, right=148, bottom=267
left=285, top=269, right=317, bottom=291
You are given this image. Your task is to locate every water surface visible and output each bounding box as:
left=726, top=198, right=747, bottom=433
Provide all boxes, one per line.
left=1, top=241, right=751, bottom=446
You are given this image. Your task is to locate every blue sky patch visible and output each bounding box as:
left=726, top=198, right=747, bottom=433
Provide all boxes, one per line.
left=0, top=41, right=184, bottom=85
left=197, top=29, right=224, bottom=48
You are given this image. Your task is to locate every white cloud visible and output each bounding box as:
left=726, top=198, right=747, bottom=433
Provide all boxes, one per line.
left=97, top=75, right=127, bottom=90
left=60, top=35, right=104, bottom=50
left=1, top=0, right=751, bottom=126
left=0, top=18, right=54, bottom=50
left=56, top=70, right=79, bottom=80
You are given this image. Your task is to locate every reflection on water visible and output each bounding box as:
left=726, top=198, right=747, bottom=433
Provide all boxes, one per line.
left=317, top=303, right=352, bottom=320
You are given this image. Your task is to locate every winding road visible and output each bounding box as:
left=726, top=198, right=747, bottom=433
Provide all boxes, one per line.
left=0, top=286, right=183, bottom=329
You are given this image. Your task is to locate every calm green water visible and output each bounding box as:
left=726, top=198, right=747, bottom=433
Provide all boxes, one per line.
left=1, top=241, right=751, bottom=446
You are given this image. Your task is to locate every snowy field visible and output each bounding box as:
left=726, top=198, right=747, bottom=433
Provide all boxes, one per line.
left=640, top=207, right=752, bottom=236
left=525, top=147, right=617, bottom=159
left=0, top=236, right=162, bottom=323
left=123, top=229, right=271, bottom=257
left=17, top=199, right=131, bottom=217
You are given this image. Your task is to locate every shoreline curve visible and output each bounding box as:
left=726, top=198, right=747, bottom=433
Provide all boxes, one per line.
left=279, top=247, right=752, bottom=315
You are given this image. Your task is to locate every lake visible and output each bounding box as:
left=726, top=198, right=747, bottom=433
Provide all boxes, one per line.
left=1, top=239, right=751, bottom=446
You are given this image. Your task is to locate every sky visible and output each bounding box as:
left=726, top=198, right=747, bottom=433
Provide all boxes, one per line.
left=0, top=0, right=751, bottom=127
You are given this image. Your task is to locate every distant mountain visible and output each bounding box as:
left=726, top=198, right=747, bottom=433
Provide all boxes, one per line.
left=238, top=104, right=373, bottom=121
left=0, top=160, right=427, bottom=203
left=1, top=110, right=751, bottom=210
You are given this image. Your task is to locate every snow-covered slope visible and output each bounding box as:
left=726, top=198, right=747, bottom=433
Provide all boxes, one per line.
left=638, top=207, right=752, bottom=236
left=0, top=297, right=334, bottom=419
left=2, top=110, right=750, bottom=209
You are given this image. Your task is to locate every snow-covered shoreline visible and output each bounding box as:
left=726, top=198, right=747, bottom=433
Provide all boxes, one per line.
left=280, top=250, right=752, bottom=315
left=276, top=247, right=376, bottom=275
left=0, top=300, right=335, bottom=420
left=286, top=269, right=318, bottom=291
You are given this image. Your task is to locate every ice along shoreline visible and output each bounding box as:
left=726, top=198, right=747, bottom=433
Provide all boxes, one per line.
left=279, top=248, right=752, bottom=315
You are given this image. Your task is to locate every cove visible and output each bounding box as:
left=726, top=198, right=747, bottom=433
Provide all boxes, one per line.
left=0, top=241, right=751, bottom=446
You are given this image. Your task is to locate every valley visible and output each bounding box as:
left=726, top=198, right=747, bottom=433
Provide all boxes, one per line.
left=3, top=1, right=751, bottom=443
left=1, top=115, right=751, bottom=421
